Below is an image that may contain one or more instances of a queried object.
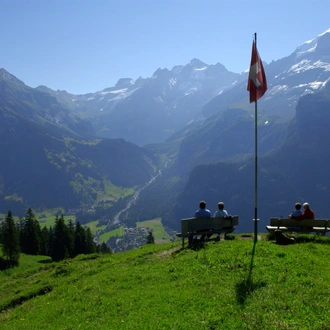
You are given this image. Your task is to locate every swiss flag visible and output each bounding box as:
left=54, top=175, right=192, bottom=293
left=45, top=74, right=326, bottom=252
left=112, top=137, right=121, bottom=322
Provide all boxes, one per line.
left=247, top=41, right=267, bottom=103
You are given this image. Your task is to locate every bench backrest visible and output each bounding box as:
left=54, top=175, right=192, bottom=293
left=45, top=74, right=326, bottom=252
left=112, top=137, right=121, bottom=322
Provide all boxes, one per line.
left=181, top=216, right=239, bottom=235
left=270, top=218, right=329, bottom=228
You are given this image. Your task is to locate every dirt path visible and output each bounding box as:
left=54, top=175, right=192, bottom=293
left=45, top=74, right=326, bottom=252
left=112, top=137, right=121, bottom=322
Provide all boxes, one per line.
left=156, top=245, right=181, bottom=259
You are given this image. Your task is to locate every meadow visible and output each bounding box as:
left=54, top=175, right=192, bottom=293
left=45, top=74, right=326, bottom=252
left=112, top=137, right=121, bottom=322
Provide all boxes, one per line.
left=98, top=218, right=172, bottom=244
left=136, top=217, right=171, bottom=243
left=99, top=225, right=125, bottom=243
left=1, top=234, right=330, bottom=329
left=0, top=210, right=75, bottom=228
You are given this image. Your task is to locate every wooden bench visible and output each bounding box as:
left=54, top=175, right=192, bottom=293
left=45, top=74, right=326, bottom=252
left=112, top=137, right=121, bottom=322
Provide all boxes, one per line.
left=266, top=218, right=330, bottom=235
left=176, top=216, right=239, bottom=247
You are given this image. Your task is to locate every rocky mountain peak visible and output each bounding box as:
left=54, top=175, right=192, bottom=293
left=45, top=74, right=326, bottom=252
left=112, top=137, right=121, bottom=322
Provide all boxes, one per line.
left=189, top=58, right=207, bottom=69
left=0, top=68, right=25, bottom=86
left=115, top=78, right=134, bottom=88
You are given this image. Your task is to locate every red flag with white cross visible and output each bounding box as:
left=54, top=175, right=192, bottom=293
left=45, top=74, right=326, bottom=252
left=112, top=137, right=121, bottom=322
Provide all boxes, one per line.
left=247, top=41, right=267, bottom=103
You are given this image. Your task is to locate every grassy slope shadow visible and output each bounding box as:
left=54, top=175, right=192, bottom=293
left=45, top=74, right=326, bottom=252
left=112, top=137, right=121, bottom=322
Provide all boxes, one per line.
left=0, top=285, right=53, bottom=312
left=235, top=242, right=266, bottom=306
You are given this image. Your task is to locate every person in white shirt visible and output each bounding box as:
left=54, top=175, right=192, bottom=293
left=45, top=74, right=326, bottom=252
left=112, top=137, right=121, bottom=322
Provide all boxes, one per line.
left=214, top=202, right=229, bottom=218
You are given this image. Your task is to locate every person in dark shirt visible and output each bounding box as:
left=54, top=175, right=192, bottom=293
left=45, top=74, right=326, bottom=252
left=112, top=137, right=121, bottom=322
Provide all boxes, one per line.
left=193, top=201, right=211, bottom=242
left=195, top=200, right=211, bottom=218
left=288, top=202, right=303, bottom=220
left=302, top=202, right=315, bottom=219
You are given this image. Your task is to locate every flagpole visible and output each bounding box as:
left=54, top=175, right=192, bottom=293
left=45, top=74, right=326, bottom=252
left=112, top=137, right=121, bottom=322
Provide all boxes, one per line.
left=254, top=32, right=258, bottom=244
left=248, top=33, right=267, bottom=243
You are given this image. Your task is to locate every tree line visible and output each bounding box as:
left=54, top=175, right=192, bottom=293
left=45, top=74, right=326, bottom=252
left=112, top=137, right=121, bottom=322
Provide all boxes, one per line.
left=0, top=208, right=111, bottom=267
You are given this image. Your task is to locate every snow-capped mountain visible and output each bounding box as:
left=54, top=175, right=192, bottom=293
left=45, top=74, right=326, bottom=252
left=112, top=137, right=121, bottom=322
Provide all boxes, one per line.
left=36, top=29, right=330, bottom=146
left=40, top=59, right=244, bottom=145
left=265, top=28, right=330, bottom=112
left=203, top=28, right=330, bottom=122
left=170, top=28, right=330, bottom=174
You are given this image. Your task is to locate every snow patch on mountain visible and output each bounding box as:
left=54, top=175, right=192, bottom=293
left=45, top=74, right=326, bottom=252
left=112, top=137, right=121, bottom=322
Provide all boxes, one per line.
left=107, top=88, right=140, bottom=102
left=99, top=88, right=128, bottom=95
left=296, top=28, right=330, bottom=57
left=154, top=96, right=164, bottom=103
left=294, top=78, right=330, bottom=91
left=168, top=78, right=177, bottom=87
left=268, top=85, right=288, bottom=95
left=184, top=88, right=198, bottom=96
left=288, top=60, right=330, bottom=74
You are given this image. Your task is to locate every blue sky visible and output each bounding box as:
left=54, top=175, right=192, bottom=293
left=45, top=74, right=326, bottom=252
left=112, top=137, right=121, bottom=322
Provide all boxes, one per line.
left=1, top=0, right=330, bottom=94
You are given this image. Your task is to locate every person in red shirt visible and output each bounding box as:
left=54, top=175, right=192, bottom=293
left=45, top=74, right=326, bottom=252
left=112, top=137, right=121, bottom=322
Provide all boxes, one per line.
left=302, top=202, right=315, bottom=219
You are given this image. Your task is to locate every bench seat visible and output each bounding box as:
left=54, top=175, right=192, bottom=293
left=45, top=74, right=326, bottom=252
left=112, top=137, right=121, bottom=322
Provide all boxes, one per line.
left=176, top=216, right=239, bottom=247
left=266, top=218, right=330, bottom=234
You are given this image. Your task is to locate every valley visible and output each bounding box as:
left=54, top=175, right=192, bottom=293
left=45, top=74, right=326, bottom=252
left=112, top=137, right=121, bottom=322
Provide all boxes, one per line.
left=1, top=29, right=330, bottom=251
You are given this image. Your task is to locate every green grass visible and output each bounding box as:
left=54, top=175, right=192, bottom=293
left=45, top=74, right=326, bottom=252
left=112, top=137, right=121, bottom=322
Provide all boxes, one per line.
left=37, top=215, right=76, bottom=227
left=0, top=210, right=75, bottom=228
left=99, top=226, right=125, bottom=243
left=0, top=214, right=20, bottom=222
left=84, top=220, right=106, bottom=235
left=1, top=235, right=330, bottom=329
left=136, top=217, right=171, bottom=243
left=99, top=181, right=134, bottom=201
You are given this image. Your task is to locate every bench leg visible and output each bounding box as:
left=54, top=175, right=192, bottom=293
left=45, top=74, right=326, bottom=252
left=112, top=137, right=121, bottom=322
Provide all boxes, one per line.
left=182, top=236, right=184, bottom=248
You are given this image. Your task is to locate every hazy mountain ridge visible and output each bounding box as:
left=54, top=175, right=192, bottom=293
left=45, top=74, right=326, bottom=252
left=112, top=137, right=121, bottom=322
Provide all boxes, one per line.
left=38, top=59, right=245, bottom=145
left=0, top=69, right=94, bottom=138
left=0, top=92, right=161, bottom=214
left=34, top=29, right=330, bottom=148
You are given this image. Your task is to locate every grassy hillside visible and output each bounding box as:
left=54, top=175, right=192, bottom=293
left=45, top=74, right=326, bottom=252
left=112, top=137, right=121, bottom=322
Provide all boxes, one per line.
left=99, top=225, right=125, bottom=243
left=0, top=101, right=161, bottom=214
left=136, top=218, right=171, bottom=243
left=1, top=235, right=330, bottom=329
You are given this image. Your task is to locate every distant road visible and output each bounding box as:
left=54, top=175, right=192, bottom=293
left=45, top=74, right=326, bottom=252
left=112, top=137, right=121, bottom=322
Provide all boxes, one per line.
left=94, top=159, right=170, bottom=242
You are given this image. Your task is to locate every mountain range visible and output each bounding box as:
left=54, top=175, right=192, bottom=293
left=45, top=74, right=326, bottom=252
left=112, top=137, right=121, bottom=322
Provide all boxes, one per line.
left=36, top=58, right=244, bottom=145
left=0, top=69, right=161, bottom=214
left=1, top=28, right=330, bottom=236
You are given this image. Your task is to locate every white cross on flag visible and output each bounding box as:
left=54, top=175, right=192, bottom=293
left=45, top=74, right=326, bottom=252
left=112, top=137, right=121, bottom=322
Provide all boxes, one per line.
left=247, top=41, right=267, bottom=103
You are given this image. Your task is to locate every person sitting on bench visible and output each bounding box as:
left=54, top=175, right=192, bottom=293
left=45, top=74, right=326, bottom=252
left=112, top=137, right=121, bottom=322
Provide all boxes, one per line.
left=195, top=200, right=211, bottom=218
left=288, top=202, right=303, bottom=220
left=302, top=202, right=315, bottom=219
left=214, top=202, right=229, bottom=218
left=193, top=200, right=211, bottom=241
left=287, top=202, right=303, bottom=232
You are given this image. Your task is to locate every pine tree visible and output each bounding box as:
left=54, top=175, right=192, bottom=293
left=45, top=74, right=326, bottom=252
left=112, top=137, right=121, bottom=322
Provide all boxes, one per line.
left=1, top=210, right=20, bottom=266
left=74, top=221, right=86, bottom=256
left=66, top=220, right=75, bottom=258
left=100, top=242, right=111, bottom=254
left=47, top=226, right=54, bottom=257
left=146, top=231, right=155, bottom=244
left=20, top=208, right=41, bottom=255
left=85, top=228, right=96, bottom=254
left=39, top=226, right=49, bottom=256
left=52, top=215, right=69, bottom=262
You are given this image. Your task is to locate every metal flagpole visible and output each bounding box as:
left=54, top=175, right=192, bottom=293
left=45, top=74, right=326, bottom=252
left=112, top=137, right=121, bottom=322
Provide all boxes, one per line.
left=254, top=32, right=258, bottom=243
